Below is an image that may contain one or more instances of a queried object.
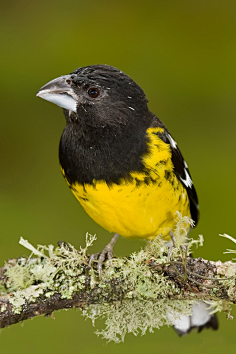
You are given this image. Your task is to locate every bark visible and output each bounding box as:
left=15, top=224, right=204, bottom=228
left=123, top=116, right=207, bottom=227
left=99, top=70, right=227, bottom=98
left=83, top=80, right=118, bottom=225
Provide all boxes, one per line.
left=0, top=255, right=235, bottom=329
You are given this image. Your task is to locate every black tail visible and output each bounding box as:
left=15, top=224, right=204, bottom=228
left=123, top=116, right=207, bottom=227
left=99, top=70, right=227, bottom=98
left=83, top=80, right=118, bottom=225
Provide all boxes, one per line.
left=172, top=302, right=219, bottom=336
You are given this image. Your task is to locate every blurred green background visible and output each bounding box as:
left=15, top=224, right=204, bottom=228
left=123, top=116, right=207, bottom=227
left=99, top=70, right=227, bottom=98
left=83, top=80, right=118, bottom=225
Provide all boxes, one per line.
left=1, top=0, right=236, bottom=352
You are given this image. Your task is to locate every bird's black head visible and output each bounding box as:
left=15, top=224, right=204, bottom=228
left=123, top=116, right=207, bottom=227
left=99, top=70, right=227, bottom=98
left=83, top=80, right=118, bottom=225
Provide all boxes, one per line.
left=37, top=65, right=150, bottom=132
left=37, top=65, right=153, bottom=184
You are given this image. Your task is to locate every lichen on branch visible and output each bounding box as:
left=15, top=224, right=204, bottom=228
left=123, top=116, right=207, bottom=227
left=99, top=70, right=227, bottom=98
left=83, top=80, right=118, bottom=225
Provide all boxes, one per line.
left=0, top=213, right=235, bottom=342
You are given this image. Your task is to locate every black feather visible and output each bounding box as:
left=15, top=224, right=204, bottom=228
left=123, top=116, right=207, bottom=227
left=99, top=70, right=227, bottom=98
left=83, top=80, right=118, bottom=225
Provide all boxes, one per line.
left=59, top=65, right=199, bottom=225
left=150, top=115, right=199, bottom=226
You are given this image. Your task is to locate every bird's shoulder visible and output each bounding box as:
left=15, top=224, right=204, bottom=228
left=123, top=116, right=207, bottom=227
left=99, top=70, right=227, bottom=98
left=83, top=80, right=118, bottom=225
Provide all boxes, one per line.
left=148, top=114, right=199, bottom=226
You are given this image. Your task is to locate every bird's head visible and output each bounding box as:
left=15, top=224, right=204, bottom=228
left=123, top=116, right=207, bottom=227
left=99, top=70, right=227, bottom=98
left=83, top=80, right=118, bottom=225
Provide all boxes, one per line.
left=36, top=65, right=149, bottom=130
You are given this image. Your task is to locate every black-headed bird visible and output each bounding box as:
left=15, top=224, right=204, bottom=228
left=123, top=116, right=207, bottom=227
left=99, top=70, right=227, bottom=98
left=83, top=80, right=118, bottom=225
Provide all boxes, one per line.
left=37, top=64, right=218, bottom=335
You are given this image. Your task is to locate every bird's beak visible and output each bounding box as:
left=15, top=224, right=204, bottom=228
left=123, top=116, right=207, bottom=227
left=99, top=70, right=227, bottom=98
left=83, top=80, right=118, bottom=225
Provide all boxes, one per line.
left=36, top=75, right=77, bottom=112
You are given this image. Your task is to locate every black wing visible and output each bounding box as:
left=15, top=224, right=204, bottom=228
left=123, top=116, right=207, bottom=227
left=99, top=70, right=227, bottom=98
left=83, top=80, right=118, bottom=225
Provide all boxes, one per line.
left=150, top=115, right=199, bottom=226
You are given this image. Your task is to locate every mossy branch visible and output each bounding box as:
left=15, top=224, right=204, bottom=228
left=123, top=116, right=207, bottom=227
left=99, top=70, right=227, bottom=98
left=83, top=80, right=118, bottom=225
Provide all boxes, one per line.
left=0, top=215, right=235, bottom=342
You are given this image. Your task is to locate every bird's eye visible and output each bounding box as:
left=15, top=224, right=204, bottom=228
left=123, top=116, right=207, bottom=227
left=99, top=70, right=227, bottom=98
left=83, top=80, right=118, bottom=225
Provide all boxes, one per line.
left=88, top=87, right=100, bottom=98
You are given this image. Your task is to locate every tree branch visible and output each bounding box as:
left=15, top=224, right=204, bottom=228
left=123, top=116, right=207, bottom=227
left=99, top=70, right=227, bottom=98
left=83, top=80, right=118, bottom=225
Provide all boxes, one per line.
left=0, top=217, right=235, bottom=342
left=0, top=245, right=235, bottom=329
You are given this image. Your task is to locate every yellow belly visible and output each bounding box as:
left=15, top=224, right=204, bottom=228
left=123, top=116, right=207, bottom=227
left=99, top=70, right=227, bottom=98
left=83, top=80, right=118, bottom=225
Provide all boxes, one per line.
left=63, top=127, right=191, bottom=241
left=70, top=177, right=190, bottom=240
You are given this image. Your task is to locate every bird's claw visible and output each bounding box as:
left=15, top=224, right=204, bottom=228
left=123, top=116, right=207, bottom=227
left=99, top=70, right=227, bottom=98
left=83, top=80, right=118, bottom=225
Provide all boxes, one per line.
left=88, top=233, right=119, bottom=279
left=89, top=245, right=113, bottom=279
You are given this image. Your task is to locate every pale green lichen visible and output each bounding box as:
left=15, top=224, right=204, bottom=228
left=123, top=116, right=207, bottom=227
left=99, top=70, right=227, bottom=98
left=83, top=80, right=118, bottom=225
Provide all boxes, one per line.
left=83, top=299, right=196, bottom=343
left=9, top=286, right=44, bottom=314
left=220, top=233, right=236, bottom=259
left=0, top=304, right=6, bottom=312
left=1, top=214, right=236, bottom=342
left=4, top=233, right=97, bottom=312
left=80, top=214, right=209, bottom=342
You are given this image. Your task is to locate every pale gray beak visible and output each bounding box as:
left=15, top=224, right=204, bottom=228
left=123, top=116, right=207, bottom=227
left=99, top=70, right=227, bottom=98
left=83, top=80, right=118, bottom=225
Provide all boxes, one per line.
left=36, top=75, right=77, bottom=112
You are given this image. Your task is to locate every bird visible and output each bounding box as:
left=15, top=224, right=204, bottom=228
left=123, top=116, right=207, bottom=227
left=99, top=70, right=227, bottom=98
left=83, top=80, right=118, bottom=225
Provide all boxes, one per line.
left=36, top=64, right=218, bottom=335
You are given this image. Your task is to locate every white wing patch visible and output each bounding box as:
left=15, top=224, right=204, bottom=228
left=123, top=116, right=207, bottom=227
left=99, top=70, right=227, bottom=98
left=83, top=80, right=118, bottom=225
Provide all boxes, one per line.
left=180, top=168, right=193, bottom=188
left=167, top=134, right=177, bottom=149
left=166, top=133, right=193, bottom=189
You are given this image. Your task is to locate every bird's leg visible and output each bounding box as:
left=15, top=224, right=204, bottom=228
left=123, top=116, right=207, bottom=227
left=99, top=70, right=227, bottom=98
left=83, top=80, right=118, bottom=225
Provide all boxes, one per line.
left=167, top=230, right=189, bottom=282
left=89, top=233, right=120, bottom=279
left=167, top=231, right=176, bottom=261
left=167, top=232, right=189, bottom=284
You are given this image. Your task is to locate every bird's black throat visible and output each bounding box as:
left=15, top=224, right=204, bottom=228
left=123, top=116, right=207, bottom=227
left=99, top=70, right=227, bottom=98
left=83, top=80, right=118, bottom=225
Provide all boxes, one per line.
left=59, top=111, right=152, bottom=186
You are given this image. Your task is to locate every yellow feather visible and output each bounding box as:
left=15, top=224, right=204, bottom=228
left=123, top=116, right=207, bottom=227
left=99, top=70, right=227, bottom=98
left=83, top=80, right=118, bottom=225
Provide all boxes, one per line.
left=62, top=127, right=190, bottom=240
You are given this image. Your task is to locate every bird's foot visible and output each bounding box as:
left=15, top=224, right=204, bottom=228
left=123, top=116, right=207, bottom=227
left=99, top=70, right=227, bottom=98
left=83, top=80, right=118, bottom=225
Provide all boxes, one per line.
left=167, top=232, right=189, bottom=281
left=88, top=233, right=119, bottom=279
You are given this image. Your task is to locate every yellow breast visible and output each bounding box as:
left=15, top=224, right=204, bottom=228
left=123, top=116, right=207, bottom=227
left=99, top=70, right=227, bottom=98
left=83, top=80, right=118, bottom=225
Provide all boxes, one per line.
left=62, top=127, right=190, bottom=240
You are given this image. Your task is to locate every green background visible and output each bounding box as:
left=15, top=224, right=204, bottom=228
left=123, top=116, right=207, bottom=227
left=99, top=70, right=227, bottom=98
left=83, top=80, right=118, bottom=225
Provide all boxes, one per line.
left=1, top=0, right=236, bottom=352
